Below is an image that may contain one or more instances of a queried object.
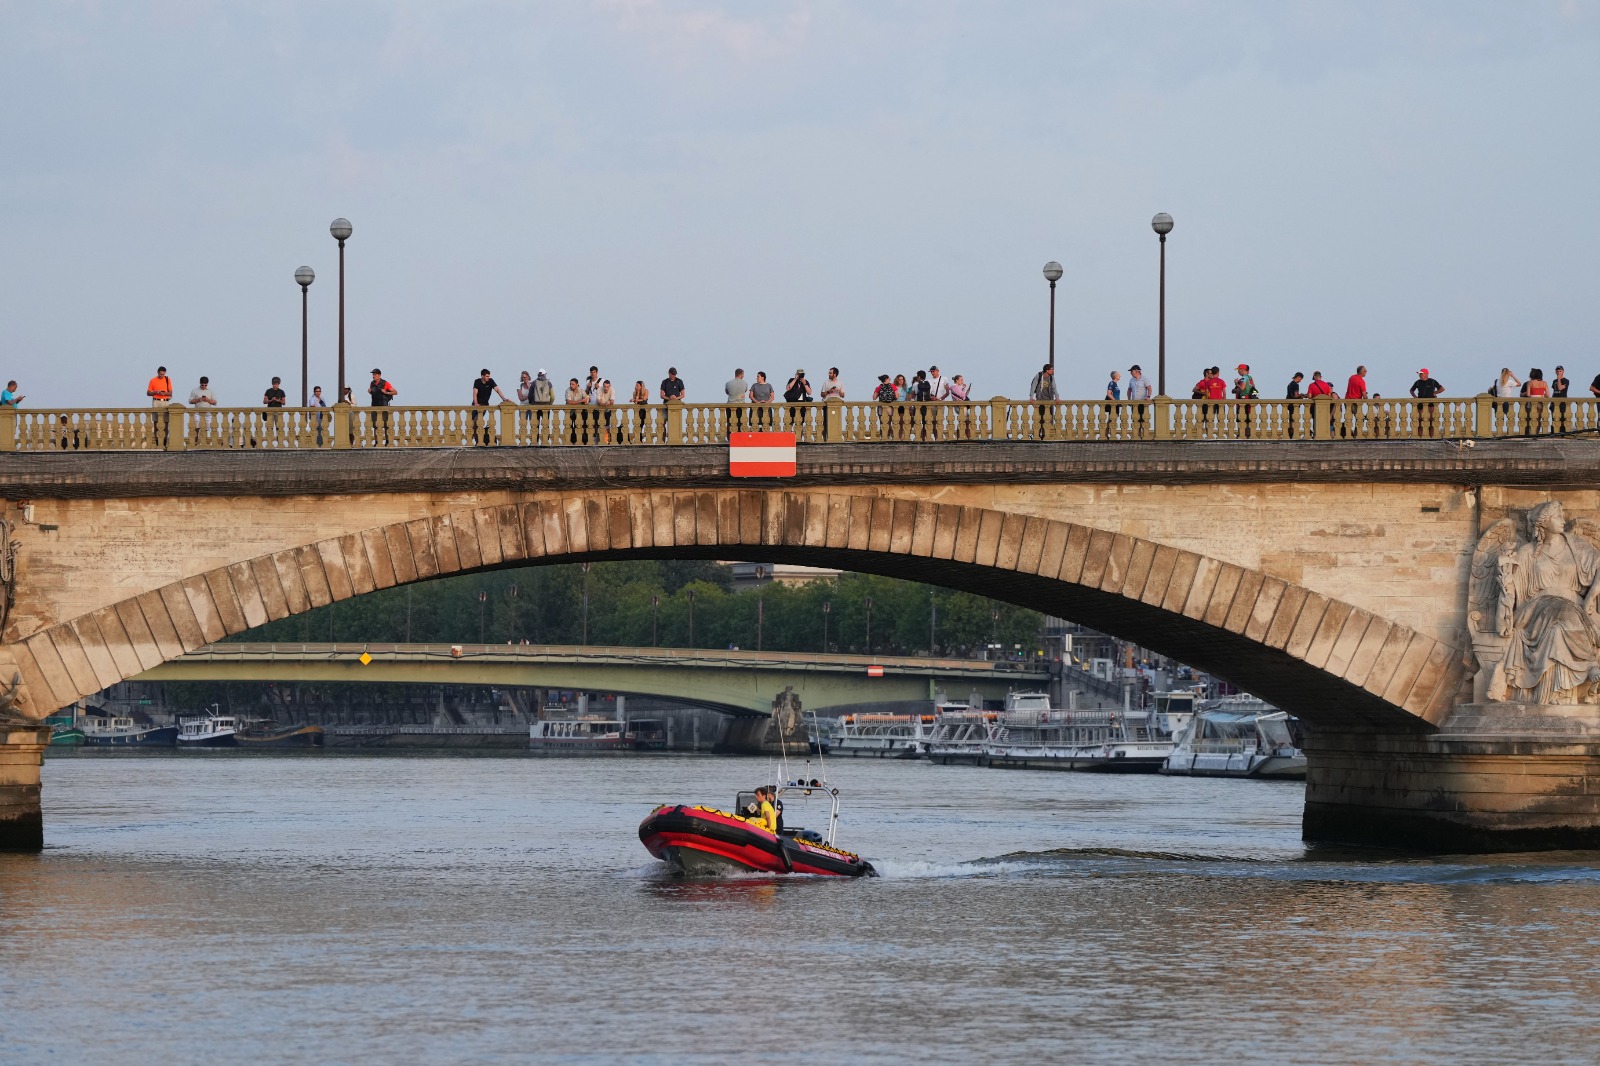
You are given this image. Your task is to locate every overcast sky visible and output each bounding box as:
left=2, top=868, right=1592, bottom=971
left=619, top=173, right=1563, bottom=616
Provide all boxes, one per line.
left=4, top=1, right=1597, bottom=406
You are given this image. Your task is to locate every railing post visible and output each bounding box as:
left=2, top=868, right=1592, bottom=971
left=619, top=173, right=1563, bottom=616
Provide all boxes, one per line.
left=1152, top=397, right=1170, bottom=440
left=989, top=396, right=1008, bottom=441
left=1475, top=393, right=1492, bottom=438
left=0, top=407, right=14, bottom=452
left=163, top=404, right=187, bottom=451
left=332, top=404, right=351, bottom=449
left=665, top=402, right=682, bottom=445
left=1313, top=395, right=1333, bottom=440
left=495, top=404, right=510, bottom=446
left=825, top=399, right=842, bottom=442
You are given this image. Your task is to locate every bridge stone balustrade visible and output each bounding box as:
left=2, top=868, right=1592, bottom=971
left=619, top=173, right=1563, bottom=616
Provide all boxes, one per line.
left=1, top=395, right=1595, bottom=450
left=5, top=437, right=1600, bottom=852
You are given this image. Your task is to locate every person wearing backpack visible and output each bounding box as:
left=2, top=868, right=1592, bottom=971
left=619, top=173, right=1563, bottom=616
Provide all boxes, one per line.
left=1028, top=363, right=1057, bottom=439
left=873, top=374, right=898, bottom=439
left=526, top=369, right=555, bottom=442
left=368, top=367, right=397, bottom=445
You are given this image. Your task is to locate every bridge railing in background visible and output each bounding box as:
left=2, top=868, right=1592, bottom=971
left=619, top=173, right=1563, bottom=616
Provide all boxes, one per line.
left=3, top=396, right=1594, bottom=451
left=180, top=642, right=1050, bottom=675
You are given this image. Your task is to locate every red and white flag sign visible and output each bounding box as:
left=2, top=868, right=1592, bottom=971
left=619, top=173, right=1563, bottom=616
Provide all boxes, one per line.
left=729, top=431, right=797, bottom=477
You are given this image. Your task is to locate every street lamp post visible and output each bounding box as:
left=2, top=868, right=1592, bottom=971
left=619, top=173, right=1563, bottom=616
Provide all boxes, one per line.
left=329, top=218, right=353, bottom=399
left=651, top=595, right=660, bottom=647
left=686, top=589, right=697, bottom=646
left=1151, top=213, right=1174, bottom=396
left=581, top=564, right=592, bottom=645
left=822, top=600, right=831, bottom=654
left=929, top=590, right=937, bottom=655
left=756, top=594, right=764, bottom=651
left=294, top=266, right=315, bottom=406
left=864, top=596, right=873, bottom=654
left=1042, top=261, right=1064, bottom=372
left=477, top=590, right=487, bottom=643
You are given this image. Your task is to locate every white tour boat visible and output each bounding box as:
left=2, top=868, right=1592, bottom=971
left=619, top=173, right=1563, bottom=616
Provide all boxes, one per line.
left=1161, top=696, right=1306, bottom=779
left=529, top=717, right=628, bottom=752
left=829, top=712, right=935, bottom=759
left=983, top=691, right=1175, bottom=773
left=177, top=713, right=240, bottom=748
left=924, top=703, right=997, bottom=766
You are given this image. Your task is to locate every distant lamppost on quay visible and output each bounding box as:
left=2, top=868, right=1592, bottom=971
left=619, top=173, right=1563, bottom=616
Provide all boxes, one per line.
left=822, top=600, right=832, bottom=654
left=1041, top=260, right=1064, bottom=372
left=1150, top=212, right=1174, bottom=396
left=329, top=217, right=353, bottom=399
left=294, top=266, right=315, bottom=406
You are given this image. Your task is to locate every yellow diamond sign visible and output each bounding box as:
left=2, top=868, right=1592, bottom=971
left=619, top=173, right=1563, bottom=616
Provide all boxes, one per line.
left=359, top=652, right=372, bottom=665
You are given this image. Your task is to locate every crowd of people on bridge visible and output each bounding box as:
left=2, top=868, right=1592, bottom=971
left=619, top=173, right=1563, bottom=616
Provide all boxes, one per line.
left=1, top=361, right=1593, bottom=419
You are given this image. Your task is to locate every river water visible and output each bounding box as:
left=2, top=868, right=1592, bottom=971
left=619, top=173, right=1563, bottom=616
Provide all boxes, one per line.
left=6, top=754, right=1600, bottom=1064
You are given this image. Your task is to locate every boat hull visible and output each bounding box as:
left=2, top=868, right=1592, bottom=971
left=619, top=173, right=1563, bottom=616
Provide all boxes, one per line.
left=1162, top=752, right=1308, bottom=779
left=639, top=805, right=875, bottom=878
left=985, top=750, right=1168, bottom=773
left=177, top=732, right=238, bottom=748
left=82, top=726, right=179, bottom=747
left=237, top=726, right=325, bottom=748
left=831, top=742, right=924, bottom=759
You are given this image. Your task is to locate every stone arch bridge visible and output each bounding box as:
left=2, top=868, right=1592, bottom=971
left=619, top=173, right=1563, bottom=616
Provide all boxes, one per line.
left=3, top=437, right=1600, bottom=852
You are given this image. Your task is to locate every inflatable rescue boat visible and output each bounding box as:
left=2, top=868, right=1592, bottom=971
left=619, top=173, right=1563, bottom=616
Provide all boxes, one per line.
left=639, top=779, right=876, bottom=878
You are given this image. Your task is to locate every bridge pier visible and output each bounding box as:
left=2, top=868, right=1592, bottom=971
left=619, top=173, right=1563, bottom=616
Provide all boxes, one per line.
left=1304, top=708, right=1600, bottom=852
left=0, top=724, right=49, bottom=852
left=713, top=687, right=811, bottom=756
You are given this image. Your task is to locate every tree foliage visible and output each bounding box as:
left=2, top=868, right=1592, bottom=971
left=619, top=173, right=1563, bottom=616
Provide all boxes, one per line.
left=238, top=562, right=1044, bottom=658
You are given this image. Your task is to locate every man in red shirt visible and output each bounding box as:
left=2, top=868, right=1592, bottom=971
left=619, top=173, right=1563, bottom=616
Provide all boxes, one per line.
left=1344, top=365, right=1369, bottom=400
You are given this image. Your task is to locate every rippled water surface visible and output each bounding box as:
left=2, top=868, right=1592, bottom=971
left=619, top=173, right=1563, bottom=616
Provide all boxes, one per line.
left=7, top=754, right=1600, bottom=1064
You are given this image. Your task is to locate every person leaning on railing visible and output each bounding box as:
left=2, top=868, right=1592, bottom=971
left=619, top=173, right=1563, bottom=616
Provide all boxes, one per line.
left=368, top=368, right=397, bottom=446
left=749, top=371, right=775, bottom=430
left=819, top=367, right=844, bottom=440
left=565, top=377, right=587, bottom=443
left=1408, top=369, right=1443, bottom=437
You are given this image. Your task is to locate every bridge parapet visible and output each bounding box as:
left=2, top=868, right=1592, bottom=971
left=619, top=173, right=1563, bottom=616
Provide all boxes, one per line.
left=0, top=395, right=1587, bottom=451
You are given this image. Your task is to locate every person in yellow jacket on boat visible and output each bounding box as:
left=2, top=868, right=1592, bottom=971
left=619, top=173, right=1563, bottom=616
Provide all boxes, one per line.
left=749, top=786, right=778, bottom=834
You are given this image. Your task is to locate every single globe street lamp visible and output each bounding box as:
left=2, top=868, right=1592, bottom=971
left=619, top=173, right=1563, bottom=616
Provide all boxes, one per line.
left=822, top=600, right=832, bottom=654
left=1150, top=213, right=1174, bottom=396
left=294, top=266, right=315, bottom=406
left=1042, top=261, right=1064, bottom=373
left=329, top=218, right=353, bottom=399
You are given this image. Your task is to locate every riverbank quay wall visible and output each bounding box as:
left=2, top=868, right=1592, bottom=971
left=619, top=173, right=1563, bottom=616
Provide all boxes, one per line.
left=3, top=438, right=1600, bottom=849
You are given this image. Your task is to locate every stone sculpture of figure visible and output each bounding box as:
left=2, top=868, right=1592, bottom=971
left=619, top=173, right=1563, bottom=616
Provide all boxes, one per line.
left=1470, top=501, right=1600, bottom=704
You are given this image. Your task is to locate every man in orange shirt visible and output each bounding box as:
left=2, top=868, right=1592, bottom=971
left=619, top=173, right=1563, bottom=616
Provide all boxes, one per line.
left=147, top=366, right=174, bottom=406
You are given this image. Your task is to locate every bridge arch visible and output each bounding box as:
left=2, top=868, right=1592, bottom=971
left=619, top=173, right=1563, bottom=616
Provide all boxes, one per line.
left=7, top=489, right=1464, bottom=730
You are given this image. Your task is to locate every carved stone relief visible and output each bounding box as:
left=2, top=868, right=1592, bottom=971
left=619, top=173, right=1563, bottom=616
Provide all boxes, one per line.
left=1469, top=500, right=1600, bottom=705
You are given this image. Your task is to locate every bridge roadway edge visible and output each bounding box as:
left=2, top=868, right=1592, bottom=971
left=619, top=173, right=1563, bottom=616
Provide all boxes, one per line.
left=1, top=437, right=1599, bottom=499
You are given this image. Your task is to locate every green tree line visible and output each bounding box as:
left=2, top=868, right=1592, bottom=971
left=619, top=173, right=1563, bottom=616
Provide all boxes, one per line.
left=236, top=561, right=1044, bottom=658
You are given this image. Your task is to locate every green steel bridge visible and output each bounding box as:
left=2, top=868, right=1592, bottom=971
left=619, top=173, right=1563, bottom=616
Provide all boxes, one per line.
left=138, top=642, right=1053, bottom=717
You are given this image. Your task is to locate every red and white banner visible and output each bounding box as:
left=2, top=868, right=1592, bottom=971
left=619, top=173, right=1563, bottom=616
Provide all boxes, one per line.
left=729, top=431, right=797, bottom=477
left=866, top=665, right=884, bottom=678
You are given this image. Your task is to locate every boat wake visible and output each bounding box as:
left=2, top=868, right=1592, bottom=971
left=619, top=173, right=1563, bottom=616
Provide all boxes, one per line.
left=867, top=856, right=1054, bottom=879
